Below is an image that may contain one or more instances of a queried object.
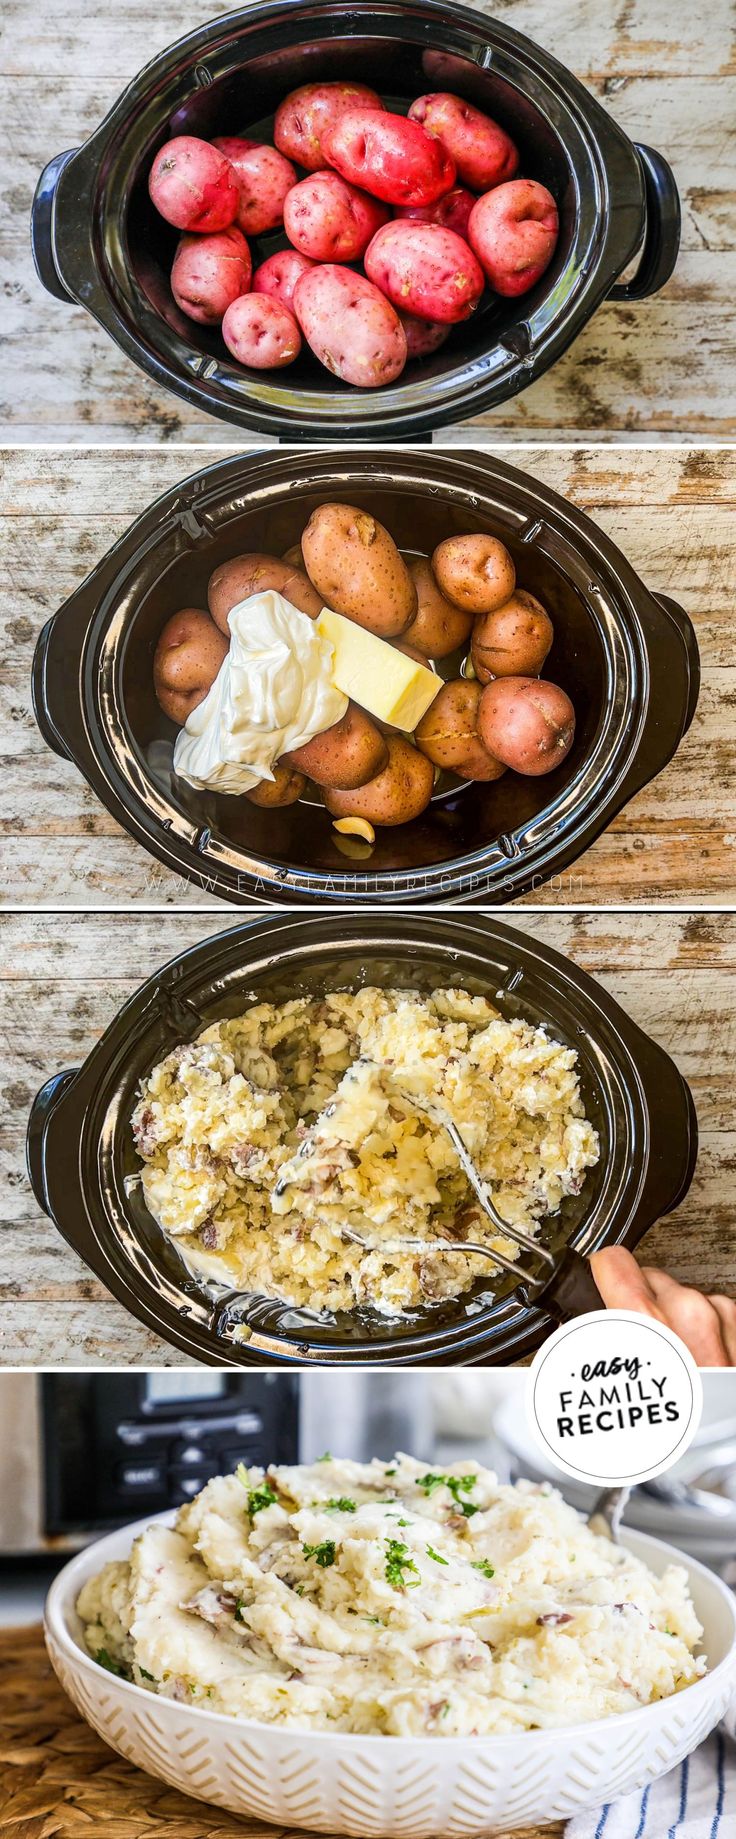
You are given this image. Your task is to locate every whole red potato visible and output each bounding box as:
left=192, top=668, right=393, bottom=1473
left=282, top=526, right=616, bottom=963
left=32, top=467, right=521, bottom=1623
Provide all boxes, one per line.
left=148, top=136, right=239, bottom=232
left=415, top=678, right=506, bottom=781
left=293, top=266, right=407, bottom=388
left=212, top=137, right=296, bottom=236
left=477, top=676, right=575, bottom=776
left=253, top=249, right=316, bottom=314
left=468, top=179, right=559, bottom=297
left=323, top=108, right=456, bottom=207
left=396, top=186, right=475, bottom=239
left=365, top=221, right=484, bottom=324
left=171, top=227, right=251, bottom=325
left=471, top=590, right=554, bottom=683
left=284, top=171, right=388, bottom=263
left=274, top=82, right=385, bottom=171
left=222, top=295, right=301, bottom=369
left=153, top=608, right=229, bottom=727
left=398, top=313, right=451, bottom=360
left=408, top=93, right=518, bottom=192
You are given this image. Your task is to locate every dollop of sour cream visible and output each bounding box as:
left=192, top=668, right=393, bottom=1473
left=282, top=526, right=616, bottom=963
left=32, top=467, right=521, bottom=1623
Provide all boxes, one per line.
left=173, top=590, right=348, bottom=794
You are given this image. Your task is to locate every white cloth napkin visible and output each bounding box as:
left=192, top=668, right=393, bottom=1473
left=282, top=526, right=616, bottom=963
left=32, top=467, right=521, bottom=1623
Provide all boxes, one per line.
left=565, top=1726, right=736, bottom=1838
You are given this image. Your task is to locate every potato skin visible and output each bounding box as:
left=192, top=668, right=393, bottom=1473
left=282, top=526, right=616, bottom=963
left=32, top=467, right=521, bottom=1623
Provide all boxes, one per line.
left=401, top=556, right=474, bottom=658
left=468, top=179, right=558, bottom=298
left=432, top=533, right=516, bottom=616
left=211, top=137, right=296, bottom=236
left=283, top=172, right=388, bottom=262
left=471, top=590, right=554, bottom=683
left=253, top=249, right=317, bottom=314
left=293, top=266, right=407, bottom=388
left=153, top=608, right=229, bottom=727
left=301, top=503, right=416, bottom=637
left=245, top=762, right=306, bottom=807
left=208, top=553, right=323, bottom=631
left=274, top=82, right=384, bottom=173
left=415, top=678, right=506, bottom=781
left=396, top=185, right=475, bottom=239
left=148, top=136, right=239, bottom=232
left=408, top=93, right=519, bottom=192
left=398, top=313, right=451, bottom=360
left=323, top=107, right=456, bottom=207
left=281, top=542, right=305, bottom=568
left=170, top=227, right=251, bottom=325
left=364, top=221, right=484, bottom=325
left=283, top=704, right=388, bottom=790
left=477, top=676, right=576, bottom=776
left=324, top=734, right=435, bottom=826
left=222, top=295, right=301, bottom=369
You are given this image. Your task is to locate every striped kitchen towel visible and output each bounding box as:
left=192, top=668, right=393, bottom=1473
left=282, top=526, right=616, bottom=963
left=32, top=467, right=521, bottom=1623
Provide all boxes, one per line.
left=566, top=1727, right=736, bottom=1838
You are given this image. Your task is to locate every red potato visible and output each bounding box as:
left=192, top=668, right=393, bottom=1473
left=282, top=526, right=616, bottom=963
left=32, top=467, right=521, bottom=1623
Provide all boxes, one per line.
left=153, top=608, right=229, bottom=727
left=274, top=82, right=385, bottom=172
left=477, top=676, right=576, bottom=776
left=396, top=185, right=475, bottom=240
left=245, top=762, right=306, bottom=807
left=471, top=590, right=553, bottom=683
left=170, top=227, right=251, bottom=325
left=283, top=704, right=388, bottom=790
left=364, top=221, right=484, bottom=325
left=432, top=533, right=516, bottom=616
left=212, top=137, right=297, bottom=236
left=408, top=93, right=519, bottom=193
left=415, top=678, right=506, bottom=781
left=323, top=107, right=456, bottom=208
left=402, top=556, right=474, bottom=658
left=398, top=313, right=451, bottom=360
left=293, top=266, right=407, bottom=388
left=253, top=249, right=317, bottom=314
left=283, top=172, right=389, bottom=263
left=222, top=294, right=301, bottom=369
left=324, top=734, right=435, bottom=826
left=148, top=136, right=239, bottom=233
left=208, top=553, right=323, bottom=631
left=468, top=179, right=559, bottom=297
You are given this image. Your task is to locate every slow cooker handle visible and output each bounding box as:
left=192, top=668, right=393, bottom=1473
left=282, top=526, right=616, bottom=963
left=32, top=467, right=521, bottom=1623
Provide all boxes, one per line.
left=26, top=1068, right=81, bottom=1221
left=609, top=145, right=681, bottom=302
left=32, top=569, right=109, bottom=762
left=530, top=1247, right=604, bottom=1321
left=31, top=152, right=79, bottom=303
left=616, top=589, right=700, bottom=807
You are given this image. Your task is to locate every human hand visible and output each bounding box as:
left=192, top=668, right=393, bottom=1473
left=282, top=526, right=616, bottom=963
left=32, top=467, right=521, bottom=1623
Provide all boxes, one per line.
left=589, top=1247, right=736, bottom=1367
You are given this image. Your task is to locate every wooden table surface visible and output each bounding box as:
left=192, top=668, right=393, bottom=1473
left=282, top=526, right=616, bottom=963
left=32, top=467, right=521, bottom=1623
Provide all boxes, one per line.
left=2, top=907, right=734, bottom=1368
left=3, top=443, right=734, bottom=910
left=0, top=1623, right=562, bottom=1839
left=2, top=0, right=734, bottom=442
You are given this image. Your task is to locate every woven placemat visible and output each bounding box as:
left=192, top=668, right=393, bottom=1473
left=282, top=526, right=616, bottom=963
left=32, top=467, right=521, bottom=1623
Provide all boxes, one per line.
left=0, top=1622, right=563, bottom=1839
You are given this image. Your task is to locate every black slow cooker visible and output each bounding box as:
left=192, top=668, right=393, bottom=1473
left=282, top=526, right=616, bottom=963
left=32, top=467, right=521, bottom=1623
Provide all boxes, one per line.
left=32, top=447, right=700, bottom=907
left=30, top=0, right=681, bottom=439
left=26, top=913, right=697, bottom=1368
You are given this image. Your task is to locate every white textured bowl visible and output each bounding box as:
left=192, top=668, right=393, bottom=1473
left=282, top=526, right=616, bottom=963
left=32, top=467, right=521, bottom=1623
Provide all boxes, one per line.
left=45, top=1512, right=736, bottom=1837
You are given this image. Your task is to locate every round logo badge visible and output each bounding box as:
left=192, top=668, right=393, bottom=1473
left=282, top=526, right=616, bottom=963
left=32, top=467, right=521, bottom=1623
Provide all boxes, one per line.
left=526, top=1311, right=703, bottom=1487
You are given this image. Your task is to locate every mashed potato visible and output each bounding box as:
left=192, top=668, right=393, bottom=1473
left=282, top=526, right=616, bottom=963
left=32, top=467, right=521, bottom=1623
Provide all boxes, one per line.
left=77, top=1454, right=704, bottom=1736
left=130, top=987, right=599, bottom=1316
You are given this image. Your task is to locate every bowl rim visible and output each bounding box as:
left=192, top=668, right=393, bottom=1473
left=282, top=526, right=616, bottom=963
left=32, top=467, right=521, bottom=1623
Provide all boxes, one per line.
left=45, top=1509, right=736, bottom=1752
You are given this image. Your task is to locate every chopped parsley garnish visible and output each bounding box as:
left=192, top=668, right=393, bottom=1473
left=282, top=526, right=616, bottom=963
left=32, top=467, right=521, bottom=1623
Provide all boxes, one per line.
left=325, top=1497, right=356, bottom=1512
left=385, top=1539, right=421, bottom=1590
left=426, top=1545, right=448, bottom=1565
left=397, top=1518, right=411, bottom=1528
left=234, top=1599, right=246, bottom=1622
left=418, top=1472, right=479, bottom=1516
left=302, top=1540, right=336, bottom=1568
left=138, top=1666, right=156, bottom=1682
left=246, top=1482, right=278, bottom=1518
left=316, top=1451, right=332, bottom=1462
left=95, top=1648, right=126, bottom=1678
left=470, top=1559, right=495, bottom=1579
left=385, top=1467, right=397, bottom=1477
left=294, top=1584, right=304, bottom=1597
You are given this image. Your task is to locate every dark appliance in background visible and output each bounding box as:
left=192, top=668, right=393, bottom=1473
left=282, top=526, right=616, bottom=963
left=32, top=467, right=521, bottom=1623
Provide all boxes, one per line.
left=38, top=1373, right=297, bottom=1548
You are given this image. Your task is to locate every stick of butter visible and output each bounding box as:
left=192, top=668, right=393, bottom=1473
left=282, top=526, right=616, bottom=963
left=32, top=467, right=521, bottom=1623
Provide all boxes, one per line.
left=316, top=607, right=442, bottom=732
